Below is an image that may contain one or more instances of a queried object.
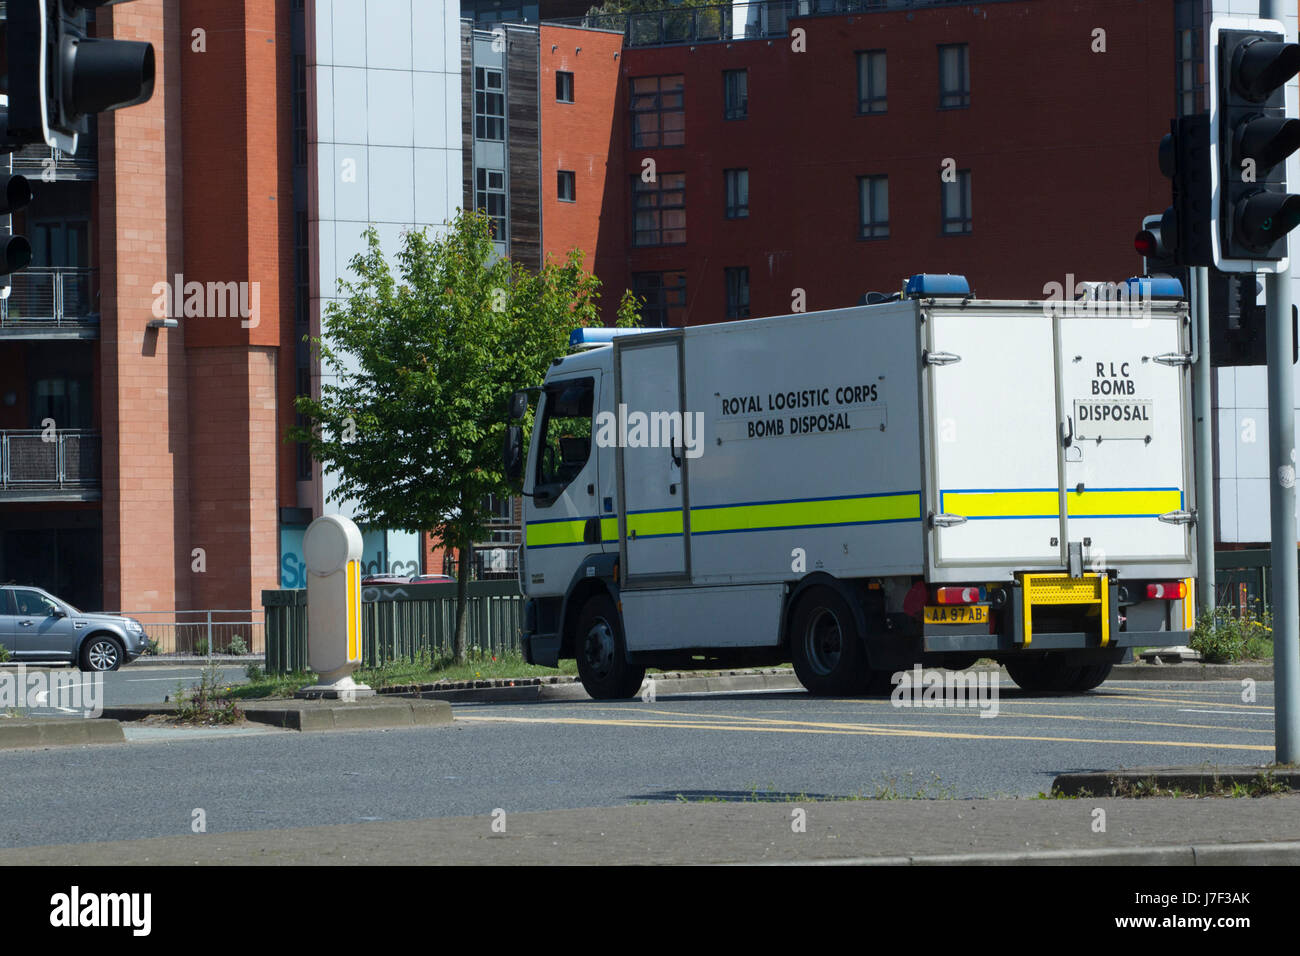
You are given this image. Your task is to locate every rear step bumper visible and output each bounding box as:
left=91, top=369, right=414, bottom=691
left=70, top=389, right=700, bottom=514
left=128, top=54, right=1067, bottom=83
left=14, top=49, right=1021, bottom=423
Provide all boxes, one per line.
left=924, top=629, right=1192, bottom=653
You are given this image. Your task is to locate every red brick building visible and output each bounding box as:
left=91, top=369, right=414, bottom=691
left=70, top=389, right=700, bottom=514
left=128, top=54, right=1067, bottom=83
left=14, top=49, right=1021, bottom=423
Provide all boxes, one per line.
left=578, top=0, right=1184, bottom=325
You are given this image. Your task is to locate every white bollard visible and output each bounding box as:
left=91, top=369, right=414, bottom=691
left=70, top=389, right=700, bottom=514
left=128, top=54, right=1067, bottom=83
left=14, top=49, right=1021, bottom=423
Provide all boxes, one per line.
left=295, top=515, right=374, bottom=700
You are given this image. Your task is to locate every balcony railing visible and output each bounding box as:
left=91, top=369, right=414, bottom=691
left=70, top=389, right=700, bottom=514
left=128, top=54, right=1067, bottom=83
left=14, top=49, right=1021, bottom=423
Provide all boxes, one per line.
left=0, top=430, right=101, bottom=491
left=553, top=0, right=1024, bottom=47
left=0, top=268, right=99, bottom=329
left=11, top=140, right=97, bottom=181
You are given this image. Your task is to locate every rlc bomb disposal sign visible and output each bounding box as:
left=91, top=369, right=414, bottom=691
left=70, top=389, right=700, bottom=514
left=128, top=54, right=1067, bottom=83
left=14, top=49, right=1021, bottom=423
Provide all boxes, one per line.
left=1073, top=360, right=1153, bottom=441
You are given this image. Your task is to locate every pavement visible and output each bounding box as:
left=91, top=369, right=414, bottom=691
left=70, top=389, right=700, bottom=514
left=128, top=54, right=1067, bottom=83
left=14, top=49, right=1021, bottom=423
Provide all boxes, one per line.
left=2, top=797, right=1298, bottom=865
left=0, top=696, right=451, bottom=749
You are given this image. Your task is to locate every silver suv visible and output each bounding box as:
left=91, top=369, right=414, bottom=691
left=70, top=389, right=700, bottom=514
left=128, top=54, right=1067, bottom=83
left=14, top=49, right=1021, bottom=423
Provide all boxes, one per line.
left=0, top=586, right=150, bottom=671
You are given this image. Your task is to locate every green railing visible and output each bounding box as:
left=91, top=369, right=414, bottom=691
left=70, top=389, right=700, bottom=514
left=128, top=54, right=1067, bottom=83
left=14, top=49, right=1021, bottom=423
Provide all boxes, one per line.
left=1215, top=549, right=1276, bottom=615
left=262, top=581, right=523, bottom=675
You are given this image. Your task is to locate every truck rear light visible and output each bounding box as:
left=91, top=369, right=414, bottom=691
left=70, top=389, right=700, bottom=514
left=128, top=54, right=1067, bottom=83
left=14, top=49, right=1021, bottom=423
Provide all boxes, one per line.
left=936, top=586, right=983, bottom=605
left=1146, top=581, right=1187, bottom=600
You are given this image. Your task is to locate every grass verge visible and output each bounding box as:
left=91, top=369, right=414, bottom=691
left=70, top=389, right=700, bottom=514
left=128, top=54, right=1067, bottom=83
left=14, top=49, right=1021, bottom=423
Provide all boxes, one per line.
left=232, top=651, right=579, bottom=700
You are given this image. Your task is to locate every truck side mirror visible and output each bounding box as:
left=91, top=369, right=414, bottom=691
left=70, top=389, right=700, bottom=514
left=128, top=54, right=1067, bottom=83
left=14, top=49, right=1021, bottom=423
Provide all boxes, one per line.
left=508, top=390, right=529, bottom=421
left=503, top=425, right=524, bottom=485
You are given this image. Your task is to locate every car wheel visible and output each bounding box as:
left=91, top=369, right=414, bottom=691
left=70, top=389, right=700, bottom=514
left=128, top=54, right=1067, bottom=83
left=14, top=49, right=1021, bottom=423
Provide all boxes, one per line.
left=574, top=594, right=645, bottom=700
left=79, top=635, right=124, bottom=672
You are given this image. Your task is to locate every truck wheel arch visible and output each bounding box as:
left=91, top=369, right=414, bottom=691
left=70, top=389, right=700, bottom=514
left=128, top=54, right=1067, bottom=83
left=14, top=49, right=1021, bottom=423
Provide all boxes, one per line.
left=782, top=573, right=870, bottom=655
left=557, top=555, right=622, bottom=660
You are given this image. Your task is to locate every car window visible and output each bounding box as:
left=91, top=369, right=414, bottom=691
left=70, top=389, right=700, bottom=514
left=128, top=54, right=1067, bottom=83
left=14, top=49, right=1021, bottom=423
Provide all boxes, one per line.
left=12, top=590, right=59, bottom=616
left=0, top=590, right=13, bottom=615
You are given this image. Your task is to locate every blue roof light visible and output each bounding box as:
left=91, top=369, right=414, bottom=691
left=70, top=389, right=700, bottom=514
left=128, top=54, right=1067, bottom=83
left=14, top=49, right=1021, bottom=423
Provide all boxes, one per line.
left=904, top=274, right=971, bottom=299
left=568, top=327, right=658, bottom=348
left=1124, top=276, right=1185, bottom=300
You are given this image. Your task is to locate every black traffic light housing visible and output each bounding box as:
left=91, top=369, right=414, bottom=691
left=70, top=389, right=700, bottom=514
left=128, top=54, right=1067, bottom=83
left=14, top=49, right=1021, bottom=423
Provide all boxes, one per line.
left=1211, top=20, right=1300, bottom=271
left=1208, top=270, right=1299, bottom=366
left=1158, top=114, right=1213, bottom=268
left=1135, top=214, right=1188, bottom=292
left=5, top=0, right=155, bottom=154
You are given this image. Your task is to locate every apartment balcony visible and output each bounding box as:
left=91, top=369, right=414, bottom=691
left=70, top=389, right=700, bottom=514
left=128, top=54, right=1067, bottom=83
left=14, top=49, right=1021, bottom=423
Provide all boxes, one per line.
left=11, top=140, right=97, bottom=182
left=0, top=268, right=100, bottom=340
left=553, top=0, right=1021, bottom=46
left=0, top=429, right=102, bottom=502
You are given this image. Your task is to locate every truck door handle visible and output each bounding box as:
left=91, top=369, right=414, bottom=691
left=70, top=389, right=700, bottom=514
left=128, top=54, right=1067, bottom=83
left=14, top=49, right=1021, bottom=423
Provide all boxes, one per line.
left=1060, top=417, right=1074, bottom=448
left=1158, top=510, right=1195, bottom=525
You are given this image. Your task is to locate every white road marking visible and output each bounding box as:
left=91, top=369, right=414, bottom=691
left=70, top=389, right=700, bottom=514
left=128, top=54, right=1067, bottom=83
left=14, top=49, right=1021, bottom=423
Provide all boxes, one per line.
left=1177, top=708, right=1271, bottom=717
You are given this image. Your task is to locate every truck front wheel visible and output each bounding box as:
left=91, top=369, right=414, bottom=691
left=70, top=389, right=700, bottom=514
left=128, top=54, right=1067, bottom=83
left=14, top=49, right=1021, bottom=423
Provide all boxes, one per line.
left=789, top=586, right=871, bottom=696
left=575, top=594, right=645, bottom=700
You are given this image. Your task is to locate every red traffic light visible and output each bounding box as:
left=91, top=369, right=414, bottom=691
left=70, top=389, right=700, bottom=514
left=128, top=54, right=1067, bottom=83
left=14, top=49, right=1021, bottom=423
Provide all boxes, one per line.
left=1135, top=230, right=1158, bottom=257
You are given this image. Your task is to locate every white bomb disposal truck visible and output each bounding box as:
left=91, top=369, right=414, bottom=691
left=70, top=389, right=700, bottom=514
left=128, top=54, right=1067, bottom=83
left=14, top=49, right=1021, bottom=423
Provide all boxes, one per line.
left=503, top=274, right=1197, bottom=699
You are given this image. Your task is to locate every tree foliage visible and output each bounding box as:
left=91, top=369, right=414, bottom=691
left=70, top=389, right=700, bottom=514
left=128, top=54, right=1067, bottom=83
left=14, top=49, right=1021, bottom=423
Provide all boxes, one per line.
left=293, top=210, right=639, bottom=659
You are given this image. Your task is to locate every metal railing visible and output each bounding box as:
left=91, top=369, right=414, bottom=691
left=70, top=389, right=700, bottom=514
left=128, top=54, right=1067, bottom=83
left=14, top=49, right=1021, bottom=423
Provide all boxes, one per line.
left=11, top=140, right=97, bottom=180
left=0, top=429, right=101, bottom=490
left=553, top=0, right=1025, bottom=47
left=108, top=609, right=265, bottom=658
left=1, top=268, right=100, bottom=328
left=263, top=581, right=523, bottom=674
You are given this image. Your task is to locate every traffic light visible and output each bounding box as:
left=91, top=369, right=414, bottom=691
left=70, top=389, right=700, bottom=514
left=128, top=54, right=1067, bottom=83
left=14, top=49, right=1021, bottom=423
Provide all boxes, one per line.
left=5, top=0, right=156, bottom=154
left=1157, top=113, right=1213, bottom=268
left=1208, top=270, right=1299, bottom=366
left=1210, top=17, right=1300, bottom=272
left=1135, top=213, right=1182, bottom=278
left=0, top=102, right=34, bottom=298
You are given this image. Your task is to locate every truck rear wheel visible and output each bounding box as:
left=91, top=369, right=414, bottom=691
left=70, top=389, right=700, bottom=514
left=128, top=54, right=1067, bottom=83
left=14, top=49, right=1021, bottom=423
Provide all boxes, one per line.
left=1068, top=662, right=1114, bottom=692
left=575, top=594, right=645, bottom=700
left=1006, top=657, right=1112, bottom=693
left=789, top=586, right=871, bottom=696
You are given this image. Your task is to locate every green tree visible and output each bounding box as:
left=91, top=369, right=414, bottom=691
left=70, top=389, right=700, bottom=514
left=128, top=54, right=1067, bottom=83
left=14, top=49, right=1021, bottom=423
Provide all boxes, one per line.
left=294, top=210, right=639, bottom=662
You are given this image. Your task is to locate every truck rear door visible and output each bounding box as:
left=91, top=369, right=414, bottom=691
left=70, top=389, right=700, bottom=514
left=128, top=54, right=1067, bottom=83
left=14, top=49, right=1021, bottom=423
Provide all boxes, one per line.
left=926, top=307, right=1064, bottom=571
left=1056, top=311, right=1193, bottom=567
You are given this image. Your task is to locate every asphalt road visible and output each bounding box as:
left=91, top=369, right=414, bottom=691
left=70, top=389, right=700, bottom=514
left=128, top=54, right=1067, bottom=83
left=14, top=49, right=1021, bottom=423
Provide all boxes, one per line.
left=0, top=664, right=251, bottom=715
left=0, top=679, right=1277, bottom=850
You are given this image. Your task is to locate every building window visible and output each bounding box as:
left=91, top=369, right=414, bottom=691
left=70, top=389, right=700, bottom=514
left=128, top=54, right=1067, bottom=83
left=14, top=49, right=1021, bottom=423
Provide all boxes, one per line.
left=858, top=175, right=888, bottom=239
left=292, top=54, right=308, bottom=166
left=558, top=170, right=576, bottom=202
left=632, top=271, right=688, bottom=327
left=941, top=169, right=972, bottom=235
left=938, top=44, right=970, bottom=109
left=475, top=66, right=505, bottom=141
left=1175, top=27, right=1201, bottom=116
left=476, top=167, right=507, bottom=240
left=630, top=74, right=685, bottom=148
left=724, top=69, right=748, bottom=120
left=725, top=267, right=750, bottom=319
left=556, top=70, right=574, bottom=103
left=856, top=50, right=886, bottom=115
left=632, top=172, right=686, bottom=246
left=724, top=169, right=748, bottom=219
